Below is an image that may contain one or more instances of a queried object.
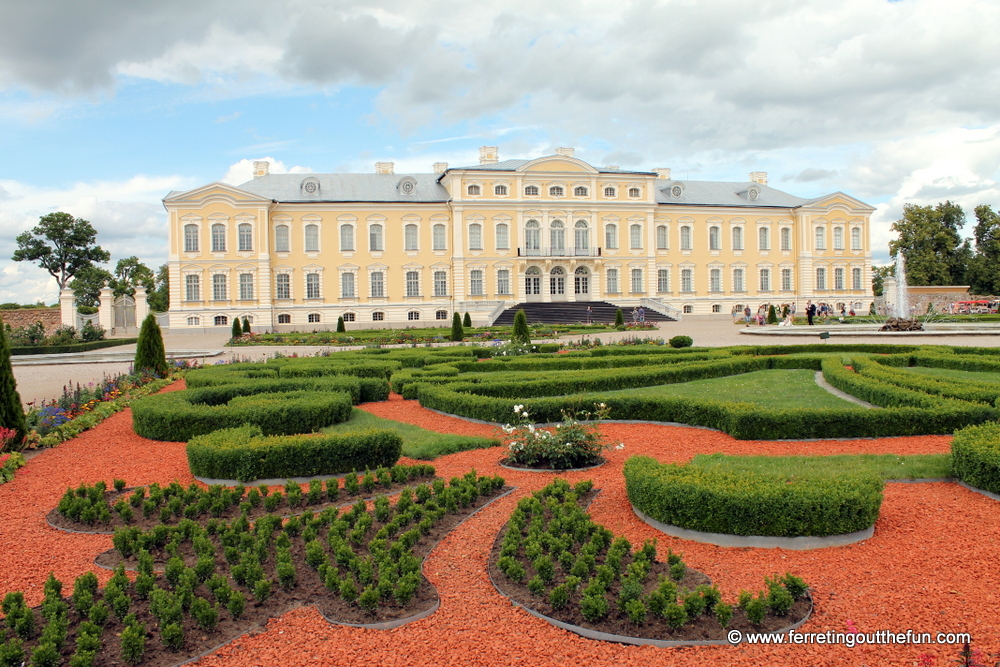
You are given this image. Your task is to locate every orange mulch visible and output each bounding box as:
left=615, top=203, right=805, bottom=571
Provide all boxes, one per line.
left=2, top=386, right=997, bottom=666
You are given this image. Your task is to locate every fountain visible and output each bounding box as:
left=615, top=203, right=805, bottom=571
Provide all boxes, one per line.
left=879, top=255, right=924, bottom=331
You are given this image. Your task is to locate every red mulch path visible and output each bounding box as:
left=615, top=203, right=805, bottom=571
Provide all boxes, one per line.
left=3, top=385, right=997, bottom=666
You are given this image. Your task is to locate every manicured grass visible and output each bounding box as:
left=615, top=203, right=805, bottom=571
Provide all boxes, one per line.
left=321, top=408, right=498, bottom=459
left=903, top=366, right=1000, bottom=384
left=598, top=369, right=860, bottom=409
left=688, top=452, right=954, bottom=480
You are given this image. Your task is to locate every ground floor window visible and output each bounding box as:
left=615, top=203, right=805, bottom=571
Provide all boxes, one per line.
left=214, top=315, right=228, bottom=326
left=436, top=310, right=448, bottom=320
left=343, top=312, right=356, bottom=322
left=187, top=316, right=200, bottom=326
left=308, top=313, right=321, bottom=323
left=372, top=311, right=384, bottom=321
left=408, top=311, right=420, bottom=320
left=277, top=313, right=291, bottom=324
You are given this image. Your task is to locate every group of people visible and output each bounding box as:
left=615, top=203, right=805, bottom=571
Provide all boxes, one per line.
left=734, top=303, right=796, bottom=327
left=630, top=307, right=646, bottom=323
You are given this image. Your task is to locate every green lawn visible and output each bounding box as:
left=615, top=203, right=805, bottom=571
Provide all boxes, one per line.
left=902, top=366, right=1000, bottom=384
left=689, top=452, right=953, bottom=480
left=597, top=369, right=860, bottom=409
left=321, top=408, right=498, bottom=460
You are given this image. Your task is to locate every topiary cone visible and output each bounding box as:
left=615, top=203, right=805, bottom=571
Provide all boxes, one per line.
left=135, top=313, right=169, bottom=377
left=512, top=309, right=531, bottom=344
left=231, top=317, right=242, bottom=338
left=450, top=312, right=464, bottom=341
left=0, top=323, right=27, bottom=449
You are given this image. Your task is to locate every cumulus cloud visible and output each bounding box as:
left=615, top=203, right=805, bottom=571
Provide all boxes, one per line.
left=220, top=158, right=313, bottom=186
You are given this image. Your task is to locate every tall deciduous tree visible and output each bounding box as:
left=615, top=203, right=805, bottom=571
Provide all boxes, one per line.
left=12, top=212, right=110, bottom=289
left=69, top=265, right=114, bottom=309
left=110, top=256, right=155, bottom=298
left=967, top=204, right=1000, bottom=296
left=0, top=323, right=27, bottom=450
left=146, top=264, right=170, bottom=313
left=888, top=201, right=972, bottom=286
left=871, top=265, right=894, bottom=297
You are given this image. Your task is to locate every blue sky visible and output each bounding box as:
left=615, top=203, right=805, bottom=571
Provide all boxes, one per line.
left=2, top=0, right=999, bottom=304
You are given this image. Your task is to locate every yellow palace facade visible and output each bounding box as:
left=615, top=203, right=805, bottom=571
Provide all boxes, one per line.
left=163, top=147, right=875, bottom=330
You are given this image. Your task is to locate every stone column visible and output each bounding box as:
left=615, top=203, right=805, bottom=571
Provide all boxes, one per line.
left=134, top=287, right=149, bottom=324
left=59, top=288, right=76, bottom=328
left=99, top=287, right=115, bottom=334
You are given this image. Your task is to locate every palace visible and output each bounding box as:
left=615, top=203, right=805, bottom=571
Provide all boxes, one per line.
left=162, top=147, right=874, bottom=330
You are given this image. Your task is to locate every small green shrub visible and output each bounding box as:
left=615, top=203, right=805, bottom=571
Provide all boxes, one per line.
left=668, top=335, right=693, bottom=348
left=715, top=601, right=733, bottom=628
left=119, top=624, right=145, bottom=665
left=662, top=602, right=687, bottom=629
left=580, top=594, right=609, bottom=622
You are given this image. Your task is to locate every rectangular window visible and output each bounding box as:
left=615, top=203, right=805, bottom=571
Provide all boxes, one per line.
left=834, top=267, right=845, bottom=290
left=405, top=271, right=419, bottom=297
left=630, top=224, right=643, bottom=249
left=657, top=269, right=670, bottom=292
left=606, top=268, right=619, bottom=293
left=433, top=224, right=446, bottom=250
left=340, top=225, right=354, bottom=252
left=681, top=269, right=693, bottom=293
left=342, top=273, right=355, bottom=298
left=680, top=226, right=691, bottom=250
left=780, top=227, right=792, bottom=251
left=470, top=269, right=484, bottom=296
left=732, top=227, right=744, bottom=251
left=851, top=228, right=862, bottom=251
left=605, top=224, right=618, bottom=249
left=405, top=224, right=418, bottom=251
left=184, top=274, right=200, bottom=301
left=212, top=274, right=227, bottom=300
left=371, top=271, right=385, bottom=298
left=497, top=269, right=510, bottom=295
left=305, top=225, right=319, bottom=252
left=306, top=273, right=320, bottom=299
left=275, top=225, right=290, bottom=252
left=496, top=223, right=509, bottom=250
left=631, top=268, right=643, bottom=293
left=434, top=271, right=447, bottom=297
left=759, top=268, right=771, bottom=291
left=852, top=267, right=862, bottom=290
left=184, top=225, right=199, bottom=252
left=710, top=268, right=721, bottom=292
left=782, top=268, right=792, bottom=291
left=758, top=227, right=770, bottom=251
left=239, top=273, right=254, bottom=300
left=469, top=224, right=482, bottom=250
left=370, top=225, right=384, bottom=252
left=656, top=225, right=668, bottom=250
left=816, top=267, right=827, bottom=290
left=238, top=224, right=253, bottom=252
left=275, top=274, right=290, bottom=299
left=733, top=268, right=745, bottom=292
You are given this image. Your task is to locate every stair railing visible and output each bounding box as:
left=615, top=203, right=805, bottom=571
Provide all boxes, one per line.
left=639, top=298, right=682, bottom=321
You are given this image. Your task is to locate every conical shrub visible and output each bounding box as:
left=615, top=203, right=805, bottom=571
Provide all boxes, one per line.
left=242, top=317, right=251, bottom=334
left=767, top=305, right=778, bottom=324
left=463, top=312, right=472, bottom=328
left=231, top=317, right=242, bottom=338
left=614, top=309, right=624, bottom=327
left=337, top=316, right=346, bottom=333
left=450, top=312, right=464, bottom=341
left=512, top=309, right=531, bottom=345
left=0, top=323, right=27, bottom=450
left=134, top=313, right=169, bottom=377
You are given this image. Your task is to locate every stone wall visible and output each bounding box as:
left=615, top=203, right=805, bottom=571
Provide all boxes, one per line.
left=0, top=308, right=63, bottom=335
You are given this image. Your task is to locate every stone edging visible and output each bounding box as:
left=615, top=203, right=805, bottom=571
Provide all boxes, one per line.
left=957, top=480, right=1000, bottom=502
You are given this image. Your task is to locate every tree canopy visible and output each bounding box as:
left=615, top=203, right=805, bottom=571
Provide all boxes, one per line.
left=967, top=204, right=1000, bottom=296
left=888, top=201, right=972, bottom=286
left=69, top=265, right=113, bottom=309
left=147, top=263, right=170, bottom=313
left=110, top=256, right=155, bottom=298
left=12, top=212, right=110, bottom=289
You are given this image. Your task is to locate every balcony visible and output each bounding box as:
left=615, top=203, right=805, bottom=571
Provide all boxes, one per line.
left=517, top=247, right=602, bottom=257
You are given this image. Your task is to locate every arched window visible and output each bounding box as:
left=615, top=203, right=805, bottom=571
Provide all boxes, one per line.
left=680, top=269, right=693, bottom=292
left=372, top=311, right=384, bottom=321
left=433, top=223, right=447, bottom=250
left=369, top=224, right=384, bottom=252
left=308, top=313, right=321, bottom=323
left=277, top=313, right=291, bottom=324
left=549, top=185, right=564, bottom=197
left=574, top=186, right=588, bottom=197
left=404, top=224, right=418, bottom=251
left=496, top=223, right=509, bottom=249
left=370, top=271, right=385, bottom=298
left=341, top=273, right=355, bottom=298
left=211, top=223, right=226, bottom=252
left=732, top=226, right=744, bottom=251
left=631, top=224, right=643, bottom=249
left=833, top=227, right=844, bottom=250
left=497, top=269, right=511, bottom=294
left=524, top=220, right=541, bottom=255
left=494, top=184, right=507, bottom=196
left=304, top=224, right=319, bottom=252
left=657, top=269, right=670, bottom=292
left=851, top=227, right=862, bottom=250
left=525, top=266, right=541, bottom=295
left=709, top=226, right=720, bottom=250
left=184, top=224, right=199, bottom=252
left=758, top=227, right=770, bottom=251
left=187, top=316, right=200, bottom=326
left=574, top=220, right=589, bottom=251
left=656, top=225, right=668, bottom=250
left=550, top=266, right=566, bottom=295
left=631, top=268, right=644, bottom=293
left=184, top=274, right=200, bottom=301
left=275, top=274, right=290, bottom=299
left=550, top=220, right=565, bottom=252
left=306, top=273, right=320, bottom=299
left=680, top=226, right=692, bottom=250
left=214, top=315, right=228, bottom=326
left=469, top=269, right=484, bottom=296
left=780, top=227, right=791, bottom=251
left=339, top=224, right=353, bottom=252
left=212, top=274, right=227, bottom=300
left=343, top=312, right=355, bottom=322
left=628, top=187, right=641, bottom=198
left=238, top=223, right=253, bottom=252
left=276, top=225, right=290, bottom=252
left=524, top=185, right=539, bottom=196
left=574, top=266, right=589, bottom=295
left=405, top=271, right=420, bottom=297
left=606, top=223, right=619, bottom=249
left=604, top=186, right=616, bottom=197
left=815, top=227, right=826, bottom=250
left=469, top=223, right=483, bottom=250
left=467, top=184, right=481, bottom=196
left=435, top=310, right=448, bottom=320
left=407, top=311, right=420, bottom=321
left=733, top=268, right=745, bottom=292
left=710, top=268, right=721, bottom=292
left=606, top=268, right=620, bottom=293
left=433, top=270, right=447, bottom=297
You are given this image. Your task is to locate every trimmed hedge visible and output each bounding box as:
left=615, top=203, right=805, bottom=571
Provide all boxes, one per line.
left=624, top=455, right=884, bottom=537
left=182, top=375, right=387, bottom=404
left=132, top=389, right=353, bottom=441
left=186, top=424, right=403, bottom=482
left=11, top=337, right=138, bottom=355
left=854, top=357, right=1000, bottom=404
left=951, top=422, right=1000, bottom=495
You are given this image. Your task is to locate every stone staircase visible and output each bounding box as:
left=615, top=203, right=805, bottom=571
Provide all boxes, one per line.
left=492, top=301, right=675, bottom=325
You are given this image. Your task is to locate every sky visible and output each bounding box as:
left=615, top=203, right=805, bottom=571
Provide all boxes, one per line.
left=2, top=0, right=999, bottom=304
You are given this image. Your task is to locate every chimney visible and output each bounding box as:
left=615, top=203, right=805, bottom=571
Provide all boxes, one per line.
left=375, top=162, right=395, bottom=174
left=749, top=171, right=768, bottom=185
left=479, top=146, right=498, bottom=165
left=253, top=161, right=270, bottom=178
left=555, top=147, right=575, bottom=157
left=655, top=168, right=671, bottom=180
left=433, top=162, right=449, bottom=174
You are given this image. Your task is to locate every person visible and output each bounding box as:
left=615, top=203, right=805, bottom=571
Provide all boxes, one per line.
left=744, top=306, right=752, bottom=326
left=779, top=308, right=794, bottom=326
left=631, top=308, right=638, bottom=323
left=849, top=306, right=855, bottom=317
left=638, top=306, right=645, bottom=322
left=586, top=305, right=593, bottom=324
left=806, top=301, right=816, bottom=326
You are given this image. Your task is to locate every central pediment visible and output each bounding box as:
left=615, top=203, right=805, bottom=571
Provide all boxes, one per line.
left=518, top=156, right=599, bottom=174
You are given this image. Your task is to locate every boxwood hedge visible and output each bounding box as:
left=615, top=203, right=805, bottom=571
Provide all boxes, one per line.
left=186, top=424, right=403, bottom=482
left=951, top=422, right=1000, bottom=495
left=624, top=455, right=884, bottom=537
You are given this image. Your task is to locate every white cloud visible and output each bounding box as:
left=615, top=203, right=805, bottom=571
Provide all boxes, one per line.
left=220, top=158, right=313, bottom=186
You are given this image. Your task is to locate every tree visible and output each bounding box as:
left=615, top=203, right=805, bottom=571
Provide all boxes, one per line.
left=110, top=256, right=155, bottom=298
left=871, top=265, right=894, bottom=297
left=134, top=313, right=168, bottom=376
left=614, top=309, right=624, bottom=327
left=463, top=312, right=472, bottom=328
left=767, top=304, right=778, bottom=324
left=12, top=212, right=110, bottom=290
left=147, top=264, right=170, bottom=313
left=450, top=312, right=464, bottom=342
left=967, top=204, right=1000, bottom=296
left=512, top=309, right=531, bottom=345
left=69, top=265, right=113, bottom=309
left=0, top=322, right=27, bottom=450
left=888, top=201, right=972, bottom=286
left=242, top=317, right=251, bottom=334
left=336, top=316, right=346, bottom=333
left=231, top=317, right=243, bottom=338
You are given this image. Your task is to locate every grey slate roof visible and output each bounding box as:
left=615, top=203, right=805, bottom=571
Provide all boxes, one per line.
left=237, top=173, right=450, bottom=203
left=655, top=180, right=810, bottom=209
left=451, top=159, right=651, bottom=175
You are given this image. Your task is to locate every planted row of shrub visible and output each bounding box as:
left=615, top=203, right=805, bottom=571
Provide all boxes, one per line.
left=951, top=422, right=1000, bottom=495
left=854, top=357, right=1000, bottom=405
left=624, top=456, right=884, bottom=537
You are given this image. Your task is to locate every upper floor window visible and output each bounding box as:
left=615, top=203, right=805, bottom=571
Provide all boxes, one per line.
left=816, top=267, right=827, bottom=289
left=782, top=268, right=793, bottom=291
left=780, top=227, right=791, bottom=251
left=306, top=273, right=320, bottom=299
left=469, top=269, right=484, bottom=296
left=524, top=185, right=539, bottom=196
left=759, top=268, right=771, bottom=291
left=275, top=225, right=290, bottom=252
left=342, top=272, right=355, bottom=298
left=631, top=268, right=644, bottom=293
left=733, top=268, right=745, bottom=292
left=496, top=223, right=509, bottom=250
left=467, top=184, right=481, bottom=196
left=680, top=225, right=692, bottom=250
left=758, top=226, right=770, bottom=251
left=239, top=273, right=254, bottom=300
left=574, top=220, right=589, bottom=250
left=184, top=224, right=199, bottom=252
left=404, top=224, right=418, bottom=251
left=709, top=226, right=721, bottom=250
left=370, top=224, right=384, bottom=252
left=405, top=270, right=420, bottom=297
left=340, top=224, right=354, bottom=252
left=628, top=187, right=641, bottom=198
left=680, top=268, right=693, bottom=292
left=238, top=223, right=253, bottom=252
left=656, top=225, right=668, bottom=250
left=433, top=270, right=447, bottom=297
left=432, top=224, right=446, bottom=250
left=710, top=268, right=721, bottom=292
left=574, top=186, right=588, bottom=197
left=604, top=186, right=616, bottom=197
left=304, top=224, right=319, bottom=252
left=494, top=184, right=508, bottom=196
left=606, top=268, right=619, bottom=293
left=657, top=269, right=670, bottom=292
left=732, top=226, right=744, bottom=251
left=469, top=223, right=483, bottom=250
left=630, top=224, right=643, bottom=250
left=851, top=227, right=862, bottom=251
left=853, top=267, right=863, bottom=289
left=834, top=267, right=845, bottom=290
left=212, top=273, right=227, bottom=300
left=833, top=227, right=844, bottom=250
left=549, top=185, right=564, bottom=197
left=275, top=274, right=290, bottom=299
left=606, top=223, right=619, bottom=249
left=815, top=227, right=826, bottom=250
left=211, top=223, right=226, bottom=252
left=370, top=271, right=385, bottom=298
left=184, top=274, right=200, bottom=301
left=497, top=269, right=511, bottom=294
